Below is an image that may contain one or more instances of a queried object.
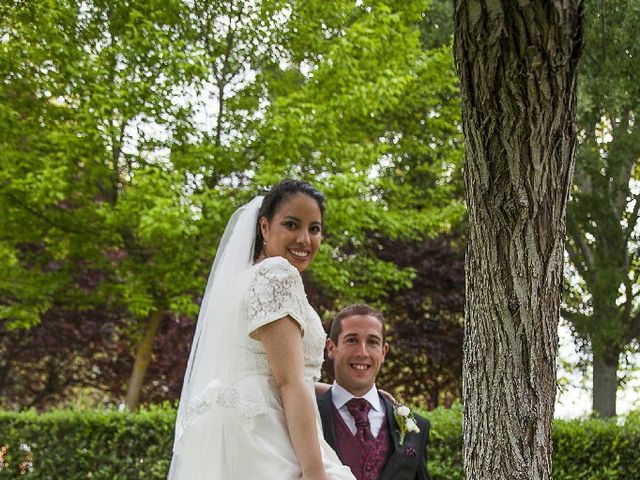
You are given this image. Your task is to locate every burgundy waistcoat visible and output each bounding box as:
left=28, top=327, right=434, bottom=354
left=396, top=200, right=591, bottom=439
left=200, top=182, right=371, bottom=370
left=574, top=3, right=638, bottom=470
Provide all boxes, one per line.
left=332, top=404, right=391, bottom=480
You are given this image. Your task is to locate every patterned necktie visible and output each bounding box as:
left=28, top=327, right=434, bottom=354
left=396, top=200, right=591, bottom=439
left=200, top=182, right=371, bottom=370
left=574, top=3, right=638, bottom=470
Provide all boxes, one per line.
left=346, top=397, right=374, bottom=444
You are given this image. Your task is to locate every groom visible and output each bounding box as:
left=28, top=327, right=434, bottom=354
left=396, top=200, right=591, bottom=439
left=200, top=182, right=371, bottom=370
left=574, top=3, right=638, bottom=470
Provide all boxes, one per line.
left=317, top=304, right=430, bottom=480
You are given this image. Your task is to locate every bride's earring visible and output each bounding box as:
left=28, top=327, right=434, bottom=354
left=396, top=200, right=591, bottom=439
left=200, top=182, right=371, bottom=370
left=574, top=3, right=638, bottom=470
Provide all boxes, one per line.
left=258, top=237, right=267, bottom=260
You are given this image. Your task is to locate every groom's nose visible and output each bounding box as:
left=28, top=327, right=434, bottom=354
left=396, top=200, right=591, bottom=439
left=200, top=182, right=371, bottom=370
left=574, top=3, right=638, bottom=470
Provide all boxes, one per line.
left=354, top=340, right=368, bottom=356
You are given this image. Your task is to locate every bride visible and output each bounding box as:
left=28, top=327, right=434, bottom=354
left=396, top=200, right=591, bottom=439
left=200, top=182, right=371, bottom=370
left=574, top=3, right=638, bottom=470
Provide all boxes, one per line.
left=168, top=180, right=355, bottom=479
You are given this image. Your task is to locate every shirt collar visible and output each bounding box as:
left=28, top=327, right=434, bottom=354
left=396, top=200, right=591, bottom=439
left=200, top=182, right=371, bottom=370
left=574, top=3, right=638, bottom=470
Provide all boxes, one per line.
left=331, top=381, right=382, bottom=412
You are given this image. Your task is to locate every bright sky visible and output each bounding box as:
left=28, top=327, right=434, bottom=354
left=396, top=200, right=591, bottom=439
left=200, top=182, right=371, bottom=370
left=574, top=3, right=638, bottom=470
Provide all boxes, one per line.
left=555, top=320, right=640, bottom=419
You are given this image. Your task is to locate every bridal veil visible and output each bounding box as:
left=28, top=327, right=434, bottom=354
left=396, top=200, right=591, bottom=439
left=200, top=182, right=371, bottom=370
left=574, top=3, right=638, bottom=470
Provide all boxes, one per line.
left=168, top=196, right=263, bottom=479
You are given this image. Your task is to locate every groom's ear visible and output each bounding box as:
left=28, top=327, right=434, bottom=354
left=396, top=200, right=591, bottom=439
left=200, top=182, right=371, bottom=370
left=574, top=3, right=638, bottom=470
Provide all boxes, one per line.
left=326, top=337, right=337, bottom=359
left=381, top=342, right=389, bottom=360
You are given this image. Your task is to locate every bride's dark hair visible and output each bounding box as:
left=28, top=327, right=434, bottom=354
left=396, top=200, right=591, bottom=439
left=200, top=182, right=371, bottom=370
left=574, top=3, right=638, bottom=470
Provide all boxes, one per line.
left=253, top=179, right=325, bottom=261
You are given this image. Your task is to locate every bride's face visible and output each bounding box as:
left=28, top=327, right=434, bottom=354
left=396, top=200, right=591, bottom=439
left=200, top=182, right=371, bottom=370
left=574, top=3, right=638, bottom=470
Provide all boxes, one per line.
left=260, top=193, right=323, bottom=273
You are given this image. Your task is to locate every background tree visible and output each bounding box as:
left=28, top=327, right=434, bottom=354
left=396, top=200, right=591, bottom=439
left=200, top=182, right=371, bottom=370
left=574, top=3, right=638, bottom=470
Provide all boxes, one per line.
left=1, top=0, right=464, bottom=411
left=454, top=1, right=583, bottom=479
left=0, top=304, right=124, bottom=410
left=366, top=0, right=465, bottom=409
left=252, top=0, right=464, bottom=295
left=377, top=234, right=465, bottom=408
left=563, top=0, right=640, bottom=418
left=0, top=0, right=219, bottom=410
left=258, top=0, right=466, bottom=407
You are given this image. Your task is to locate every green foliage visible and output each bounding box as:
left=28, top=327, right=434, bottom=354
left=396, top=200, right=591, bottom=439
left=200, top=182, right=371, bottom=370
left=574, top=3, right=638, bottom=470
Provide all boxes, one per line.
left=1, top=0, right=463, bottom=407
left=565, top=2, right=640, bottom=355
left=419, top=403, right=464, bottom=480
left=0, top=0, right=201, bottom=329
left=2, top=405, right=640, bottom=479
left=553, top=412, right=640, bottom=480
left=253, top=0, right=464, bottom=301
left=1, top=0, right=462, bottom=327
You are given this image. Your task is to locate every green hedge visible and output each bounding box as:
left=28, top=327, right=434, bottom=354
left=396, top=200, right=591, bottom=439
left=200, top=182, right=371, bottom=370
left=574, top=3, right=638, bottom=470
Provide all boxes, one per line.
left=0, top=407, right=173, bottom=479
left=552, top=411, right=640, bottom=480
left=1, top=404, right=639, bottom=479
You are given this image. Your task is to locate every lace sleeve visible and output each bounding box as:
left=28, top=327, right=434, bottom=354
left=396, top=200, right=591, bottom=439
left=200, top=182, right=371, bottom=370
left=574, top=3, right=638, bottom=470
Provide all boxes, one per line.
left=246, top=257, right=308, bottom=339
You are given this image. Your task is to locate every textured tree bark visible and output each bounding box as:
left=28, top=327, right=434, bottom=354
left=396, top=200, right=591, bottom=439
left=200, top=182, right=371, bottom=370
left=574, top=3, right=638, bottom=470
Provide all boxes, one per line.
left=454, top=1, right=584, bottom=479
left=124, top=311, right=162, bottom=411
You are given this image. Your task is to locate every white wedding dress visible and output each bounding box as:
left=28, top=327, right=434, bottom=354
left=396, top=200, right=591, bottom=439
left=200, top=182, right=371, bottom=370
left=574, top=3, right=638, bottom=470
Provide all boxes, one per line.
left=170, top=256, right=355, bottom=479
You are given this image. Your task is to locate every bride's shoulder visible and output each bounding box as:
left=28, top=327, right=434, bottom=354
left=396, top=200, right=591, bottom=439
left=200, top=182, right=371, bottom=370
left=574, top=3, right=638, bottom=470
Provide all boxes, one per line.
left=252, top=256, right=298, bottom=278
left=248, top=257, right=303, bottom=299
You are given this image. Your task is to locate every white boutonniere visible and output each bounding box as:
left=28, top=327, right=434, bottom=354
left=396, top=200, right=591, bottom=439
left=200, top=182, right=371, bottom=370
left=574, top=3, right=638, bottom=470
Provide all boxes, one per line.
left=393, top=403, right=420, bottom=445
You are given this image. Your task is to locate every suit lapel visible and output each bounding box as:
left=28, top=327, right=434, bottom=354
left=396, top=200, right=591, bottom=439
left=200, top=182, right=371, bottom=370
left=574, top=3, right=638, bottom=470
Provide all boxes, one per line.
left=381, top=395, right=399, bottom=453
left=379, top=394, right=401, bottom=480
left=317, top=388, right=339, bottom=453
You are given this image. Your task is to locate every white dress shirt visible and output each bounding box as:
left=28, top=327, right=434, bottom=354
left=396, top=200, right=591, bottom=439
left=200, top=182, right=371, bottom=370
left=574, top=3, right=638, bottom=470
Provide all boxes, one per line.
left=331, top=382, right=386, bottom=437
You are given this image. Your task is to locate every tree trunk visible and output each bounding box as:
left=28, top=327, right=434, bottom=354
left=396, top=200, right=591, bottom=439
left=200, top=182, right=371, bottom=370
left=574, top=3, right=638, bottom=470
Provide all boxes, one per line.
left=454, top=2, right=584, bottom=479
left=592, top=346, right=619, bottom=418
left=124, top=311, right=162, bottom=411
left=588, top=294, right=624, bottom=418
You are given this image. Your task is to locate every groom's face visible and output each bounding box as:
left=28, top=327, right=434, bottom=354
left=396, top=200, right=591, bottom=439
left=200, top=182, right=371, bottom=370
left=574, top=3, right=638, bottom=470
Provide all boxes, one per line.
left=326, top=314, right=389, bottom=397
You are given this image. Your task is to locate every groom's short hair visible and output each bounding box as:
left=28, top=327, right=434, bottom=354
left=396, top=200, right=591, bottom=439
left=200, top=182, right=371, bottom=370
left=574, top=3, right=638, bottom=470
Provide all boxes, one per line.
left=329, top=304, right=386, bottom=344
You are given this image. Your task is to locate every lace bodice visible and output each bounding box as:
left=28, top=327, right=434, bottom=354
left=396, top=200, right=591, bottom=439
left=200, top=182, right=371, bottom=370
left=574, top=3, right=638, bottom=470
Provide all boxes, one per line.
left=174, top=256, right=327, bottom=444
left=244, top=256, right=326, bottom=381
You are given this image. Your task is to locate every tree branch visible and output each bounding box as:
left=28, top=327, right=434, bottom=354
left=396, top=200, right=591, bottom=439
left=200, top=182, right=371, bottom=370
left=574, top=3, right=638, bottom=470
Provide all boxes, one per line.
left=214, top=0, right=243, bottom=147
left=565, top=240, right=588, bottom=280
left=624, top=190, right=640, bottom=245
left=2, top=191, right=101, bottom=237
left=566, top=216, right=595, bottom=273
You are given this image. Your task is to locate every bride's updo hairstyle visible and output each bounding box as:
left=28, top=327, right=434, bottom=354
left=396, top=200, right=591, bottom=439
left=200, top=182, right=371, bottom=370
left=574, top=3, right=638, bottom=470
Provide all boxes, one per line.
left=253, top=179, right=325, bottom=261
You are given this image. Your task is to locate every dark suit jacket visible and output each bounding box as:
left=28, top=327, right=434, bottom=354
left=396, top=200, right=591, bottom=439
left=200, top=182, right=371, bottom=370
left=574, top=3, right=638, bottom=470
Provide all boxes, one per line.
left=317, top=389, right=430, bottom=480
